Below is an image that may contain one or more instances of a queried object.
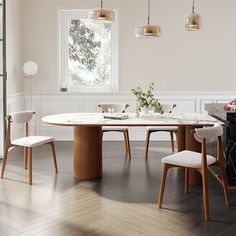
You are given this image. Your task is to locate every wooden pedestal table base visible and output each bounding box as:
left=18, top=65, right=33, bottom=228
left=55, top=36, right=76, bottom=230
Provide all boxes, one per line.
left=42, top=113, right=219, bottom=182
left=178, top=125, right=202, bottom=186
left=74, top=126, right=102, bottom=180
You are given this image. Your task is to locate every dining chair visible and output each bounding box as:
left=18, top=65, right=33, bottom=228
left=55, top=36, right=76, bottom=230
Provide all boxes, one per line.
left=98, top=103, right=131, bottom=160
left=1, top=111, right=58, bottom=185
left=145, top=104, right=178, bottom=159
left=157, top=123, right=229, bottom=221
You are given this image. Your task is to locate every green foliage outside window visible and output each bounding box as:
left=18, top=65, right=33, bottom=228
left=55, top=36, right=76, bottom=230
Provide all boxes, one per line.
left=68, top=19, right=112, bottom=87
left=69, top=19, right=101, bottom=72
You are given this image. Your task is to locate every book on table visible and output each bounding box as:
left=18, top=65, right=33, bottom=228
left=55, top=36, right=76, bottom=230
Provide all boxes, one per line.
left=103, top=113, right=129, bottom=120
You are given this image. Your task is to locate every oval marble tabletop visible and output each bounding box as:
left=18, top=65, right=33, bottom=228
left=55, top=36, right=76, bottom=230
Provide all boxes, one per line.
left=42, top=112, right=221, bottom=127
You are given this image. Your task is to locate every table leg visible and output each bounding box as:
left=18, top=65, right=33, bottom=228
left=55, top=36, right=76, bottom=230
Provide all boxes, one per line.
left=185, top=126, right=202, bottom=185
left=178, top=126, right=202, bottom=185
left=177, top=126, right=186, bottom=152
left=74, top=126, right=102, bottom=180
left=177, top=126, right=186, bottom=173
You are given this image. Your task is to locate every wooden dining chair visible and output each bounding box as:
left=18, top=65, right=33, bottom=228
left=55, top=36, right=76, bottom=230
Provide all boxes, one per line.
left=157, top=123, right=229, bottom=221
left=1, top=111, right=58, bottom=185
left=145, top=104, right=178, bottom=159
left=98, top=103, right=131, bottom=160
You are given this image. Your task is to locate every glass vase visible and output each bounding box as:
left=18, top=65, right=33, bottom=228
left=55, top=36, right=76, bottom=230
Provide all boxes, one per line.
left=140, top=107, right=155, bottom=117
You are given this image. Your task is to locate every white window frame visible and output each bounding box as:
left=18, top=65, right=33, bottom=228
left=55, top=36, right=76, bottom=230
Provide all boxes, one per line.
left=59, top=10, right=120, bottom=93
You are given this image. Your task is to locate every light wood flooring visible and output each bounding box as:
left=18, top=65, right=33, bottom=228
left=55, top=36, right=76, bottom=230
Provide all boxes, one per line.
left=0, top=141, right=236, bottom=236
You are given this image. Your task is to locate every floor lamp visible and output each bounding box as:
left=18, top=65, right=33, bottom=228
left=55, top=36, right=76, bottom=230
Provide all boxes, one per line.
left=23, top=61, right=38, bottom=110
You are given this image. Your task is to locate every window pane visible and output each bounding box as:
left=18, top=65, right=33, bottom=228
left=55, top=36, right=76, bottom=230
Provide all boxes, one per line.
left=0, top=41, right=3, bottom=75
left=0, top=76, right=3, bottom=156
left=68, top=19, right=112, bottom=88
left=0, top=5, right=2, bottom=39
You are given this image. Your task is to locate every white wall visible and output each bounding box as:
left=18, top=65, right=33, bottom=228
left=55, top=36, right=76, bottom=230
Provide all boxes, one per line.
left=0, top=1, right=25, bottom=156
left=6, top=0, right=25, bottom=142
left=21, top=0, right=236, bottom=93
left=6, top=0, right=23, bottom=95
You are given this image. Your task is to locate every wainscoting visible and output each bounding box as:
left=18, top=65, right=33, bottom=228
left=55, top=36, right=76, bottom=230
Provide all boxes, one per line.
left=21, top=91, right=234, bottom=141
left=0, top=93, right=25, bottom=156
left=7, top=92, right=26, bottom=140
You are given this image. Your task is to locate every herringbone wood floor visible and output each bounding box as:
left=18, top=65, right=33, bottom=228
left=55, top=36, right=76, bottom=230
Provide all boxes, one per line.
left=0, top=141, right=236, bottom=236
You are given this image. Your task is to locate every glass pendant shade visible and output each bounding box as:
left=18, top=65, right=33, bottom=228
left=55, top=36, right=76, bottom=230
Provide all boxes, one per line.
left=89, top=9, right=114, bottom=21
left=136, top=0, right=160, bottom=39
left=136, top=25, right=160, bottom=38
left=185, top=12, right=200, bottom=31
left=185, top=0, right=200, bottom=31
left=89, top=0, right=114, bottom=22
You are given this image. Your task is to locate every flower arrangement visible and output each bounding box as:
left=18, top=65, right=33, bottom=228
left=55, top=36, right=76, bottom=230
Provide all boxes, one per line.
left=131, top=83, right=176, bottom=116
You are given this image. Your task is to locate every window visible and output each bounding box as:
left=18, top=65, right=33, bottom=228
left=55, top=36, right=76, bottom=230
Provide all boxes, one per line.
left=59, top=10, right=120, bottom=93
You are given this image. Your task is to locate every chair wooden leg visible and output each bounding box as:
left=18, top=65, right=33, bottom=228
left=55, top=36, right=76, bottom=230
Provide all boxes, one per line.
left=218, top=163, right=229, bottom=206
left=50, top=142, right=58, bottom=174
left=1, top=146, right=9, bottom=179
left=145, top=130, right=151, bottom=160
left=184, top=167, right=189, bottom=194
left=28, top=148, right=32, bottom=185
left=24, top=147, right=28, bottom=169
left=201, top=169, right=209, bottom=221
left=158, top=164, right=170, bottom=208
left=123, top=131, right=128, bottom=154
left=175, top=131, right=179, bottom=152
left=170, top=132, right=174, bottom=154
left=124, top=131, right=131, bottom=160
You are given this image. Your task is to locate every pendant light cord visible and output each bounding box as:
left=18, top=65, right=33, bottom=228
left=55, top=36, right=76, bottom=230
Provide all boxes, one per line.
left=101, top=0, right=103, bottom=9
left=147, top=0, right=150, bottom=25
left=192, top=0, right=195, bottom=13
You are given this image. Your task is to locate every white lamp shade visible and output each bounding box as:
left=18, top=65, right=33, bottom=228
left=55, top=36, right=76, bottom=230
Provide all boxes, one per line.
left=23, top=61, right=38, bottom=76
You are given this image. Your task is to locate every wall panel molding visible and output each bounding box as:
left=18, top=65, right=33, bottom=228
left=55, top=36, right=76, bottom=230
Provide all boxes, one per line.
left=7, top=93, right=25, bottom=141
left=23, top=91, right=235, bottom=141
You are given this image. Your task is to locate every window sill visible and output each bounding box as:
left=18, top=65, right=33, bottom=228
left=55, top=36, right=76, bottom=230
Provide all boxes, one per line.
left=59, top=89, right=121, bottom=95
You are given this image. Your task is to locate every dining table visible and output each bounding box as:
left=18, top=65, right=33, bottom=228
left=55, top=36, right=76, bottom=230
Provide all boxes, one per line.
left=42, top=112, right=221, bottom=185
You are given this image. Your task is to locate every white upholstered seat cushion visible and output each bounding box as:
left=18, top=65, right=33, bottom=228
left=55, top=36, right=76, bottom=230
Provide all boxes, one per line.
left=12, top=136, right=54, bottom=148
left=161, top=150, right=216, bottom=168
left=147, top=126, right=178, bottom=131
left=102, top=126, right=128, bottom=131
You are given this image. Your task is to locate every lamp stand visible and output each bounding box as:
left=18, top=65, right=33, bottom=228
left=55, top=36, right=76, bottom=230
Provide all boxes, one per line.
left=29, top=76, right=33, bottom=110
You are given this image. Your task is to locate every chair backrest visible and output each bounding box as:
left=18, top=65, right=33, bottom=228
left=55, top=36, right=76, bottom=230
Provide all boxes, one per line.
left=194, top=123, right=224, bottom=166
left=161, top=104, right=177, bottom=113
left=9, top=111, right=34, bottom=124
left=5, top=111, right=35, bottom=147
left=194, top=123, right=223, bottom=143
left=98, top=103, right=129, bottom=113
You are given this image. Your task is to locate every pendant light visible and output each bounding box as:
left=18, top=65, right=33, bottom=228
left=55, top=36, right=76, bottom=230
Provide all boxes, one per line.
left=185, top=0, right=200, bottom=31
left=136, top=0, right=160, bottom=39
left=89, top=0, right=114, bottom=22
